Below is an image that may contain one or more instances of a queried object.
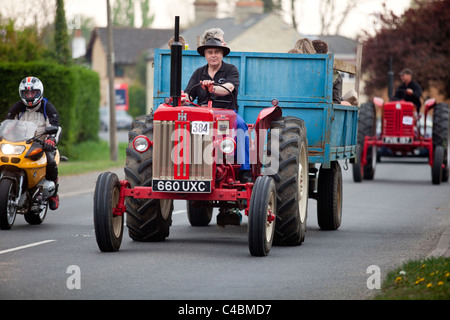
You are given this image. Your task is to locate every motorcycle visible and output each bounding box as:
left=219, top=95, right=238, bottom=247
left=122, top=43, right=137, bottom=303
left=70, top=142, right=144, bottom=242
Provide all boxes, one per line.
left=0, top=120, right=64, bottom=230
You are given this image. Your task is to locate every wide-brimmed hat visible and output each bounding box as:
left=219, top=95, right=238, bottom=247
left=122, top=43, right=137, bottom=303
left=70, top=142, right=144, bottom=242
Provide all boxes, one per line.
left=197, top=37, right=230, bottom=57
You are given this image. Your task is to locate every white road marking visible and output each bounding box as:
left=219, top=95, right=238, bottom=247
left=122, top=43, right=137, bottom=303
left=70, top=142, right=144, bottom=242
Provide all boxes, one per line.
left=0, top=240, right=56, bottom=255
left=173, top=210, right=186, bottom=215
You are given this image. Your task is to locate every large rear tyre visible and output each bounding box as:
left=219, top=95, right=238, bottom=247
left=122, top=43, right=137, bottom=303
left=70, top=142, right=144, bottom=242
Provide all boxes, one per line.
left=125, top=114, right=173, bottom=241
left=0, top=179, right=17, bottom=230
left=268, top=116, right=309, bottom=246
left=248, top=176, right=277, bottom=256
left=317, top=161, right=343, bottom=230
left=353, top=102, right=376, bottom=181
left=93, top=172, right=124, bottom=252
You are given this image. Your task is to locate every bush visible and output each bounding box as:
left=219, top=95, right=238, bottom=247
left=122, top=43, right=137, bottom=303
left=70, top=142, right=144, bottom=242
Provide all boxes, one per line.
left=0, top=62, right=100, bottom=156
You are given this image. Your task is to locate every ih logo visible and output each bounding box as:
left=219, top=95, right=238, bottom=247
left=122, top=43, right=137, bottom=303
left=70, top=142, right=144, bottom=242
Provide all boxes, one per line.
left=178, top=111, right=187, bottom=121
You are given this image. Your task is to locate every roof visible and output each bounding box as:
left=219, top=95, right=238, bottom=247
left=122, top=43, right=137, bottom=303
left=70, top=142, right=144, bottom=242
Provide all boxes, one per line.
left=310, top=35, right=357, bottom=55
left=86, top=27, right=173, bottom=64
left=180, top=14, right=268, bottom=49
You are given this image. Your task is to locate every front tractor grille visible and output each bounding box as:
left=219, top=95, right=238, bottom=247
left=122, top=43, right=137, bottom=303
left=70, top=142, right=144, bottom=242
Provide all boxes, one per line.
left=383, top=105, right=414, bottom=136
left=152, top=120, right=213, bottom=181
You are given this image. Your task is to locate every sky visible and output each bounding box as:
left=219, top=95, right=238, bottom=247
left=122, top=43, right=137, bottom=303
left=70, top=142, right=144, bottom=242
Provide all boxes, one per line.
left=0, top=0, right=412, bottom=39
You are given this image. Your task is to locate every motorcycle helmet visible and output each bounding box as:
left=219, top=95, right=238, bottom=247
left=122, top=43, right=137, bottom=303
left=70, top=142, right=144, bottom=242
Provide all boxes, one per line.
left=19, top=76, right=44, bottom=107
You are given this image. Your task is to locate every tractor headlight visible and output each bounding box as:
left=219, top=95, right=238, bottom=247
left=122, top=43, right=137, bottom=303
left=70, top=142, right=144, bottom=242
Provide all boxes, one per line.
left=1, top=144, right=26, bottom=155
left=219, top=137, right=236, bottom=154
left=133, top=135, right=152, bottom=153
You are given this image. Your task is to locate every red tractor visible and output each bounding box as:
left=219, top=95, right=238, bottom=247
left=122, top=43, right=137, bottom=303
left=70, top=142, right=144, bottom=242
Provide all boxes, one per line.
left=353, top=97, right=449, bottom=184
left=93, top=19, right=309, bottom=256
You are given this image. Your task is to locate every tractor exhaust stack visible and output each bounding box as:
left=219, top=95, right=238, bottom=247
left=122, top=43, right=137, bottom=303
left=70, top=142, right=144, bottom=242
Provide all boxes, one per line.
left=170, top=16, right=183, bottom=107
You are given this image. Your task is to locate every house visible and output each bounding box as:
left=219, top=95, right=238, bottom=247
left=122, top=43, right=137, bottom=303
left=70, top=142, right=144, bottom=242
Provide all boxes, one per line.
left=85, top=26, right=173, bottom=107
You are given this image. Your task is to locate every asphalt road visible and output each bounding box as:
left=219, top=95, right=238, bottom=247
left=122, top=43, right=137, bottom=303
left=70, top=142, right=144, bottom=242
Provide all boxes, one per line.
left=0, top=160, right=449, bottom=300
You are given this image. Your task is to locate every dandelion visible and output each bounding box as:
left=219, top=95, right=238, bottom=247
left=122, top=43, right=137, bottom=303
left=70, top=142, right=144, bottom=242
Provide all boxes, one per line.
left=399, top=270, right=406, bottom=275
left=426, top=283, right=432, bottom=288
left=421, top=264, right=426, bottom=269
left=438, top=281, right=444, bottom=286
left=395, top=277, right=402, bottom=283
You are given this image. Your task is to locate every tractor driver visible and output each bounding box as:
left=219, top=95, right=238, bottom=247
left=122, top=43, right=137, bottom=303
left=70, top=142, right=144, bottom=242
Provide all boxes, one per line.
left=182, top=37, right=252, bottom=183
left=393, top=68, right=422, bottom=112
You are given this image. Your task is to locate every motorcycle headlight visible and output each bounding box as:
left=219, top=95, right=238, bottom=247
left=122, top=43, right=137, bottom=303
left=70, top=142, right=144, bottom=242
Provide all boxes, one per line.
left=1, top=144, right=26, bottom=155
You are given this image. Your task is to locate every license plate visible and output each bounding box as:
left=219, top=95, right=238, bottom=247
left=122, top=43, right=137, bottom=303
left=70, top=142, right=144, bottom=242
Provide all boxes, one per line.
left=191, top=121, right=210, bottom=135
left=383, top=136, right=413, bottom=144
left=152, top=179, right=211, bottom=193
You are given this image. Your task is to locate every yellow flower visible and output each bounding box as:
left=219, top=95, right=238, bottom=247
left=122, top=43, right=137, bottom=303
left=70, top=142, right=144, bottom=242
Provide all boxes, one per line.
left=438, top=281, right=444, bottom=286
left=395, top=277, right=402, bottom=283
left=427, top=283, right=432, bottom=288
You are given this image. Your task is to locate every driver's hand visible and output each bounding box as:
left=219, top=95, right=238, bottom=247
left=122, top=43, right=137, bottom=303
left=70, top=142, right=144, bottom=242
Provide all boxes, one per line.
left=180, top=90, right=188, bottom=104
left=406, top=88, right=413, bottom=95
left=200, top=80, right=214, bottom=93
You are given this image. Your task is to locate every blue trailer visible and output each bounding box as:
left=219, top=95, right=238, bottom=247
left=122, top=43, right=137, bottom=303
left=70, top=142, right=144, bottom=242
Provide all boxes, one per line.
left=93, top=39, right=360, bottom=256
left=153, top=50, right=359, bottom=170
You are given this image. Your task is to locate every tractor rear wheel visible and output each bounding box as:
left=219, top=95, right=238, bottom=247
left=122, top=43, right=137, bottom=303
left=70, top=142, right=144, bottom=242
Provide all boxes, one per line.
left=353, top=102, right=376, bottom=181
left=268, top=116, right=309, bottom=246
left=125, top=114, right=173, bottom=242
left=432, top=102, right=449, bottom=182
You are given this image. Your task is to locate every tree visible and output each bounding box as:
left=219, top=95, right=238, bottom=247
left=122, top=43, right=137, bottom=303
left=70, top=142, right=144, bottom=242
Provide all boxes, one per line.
left=54, top=0, right=71, bottom=65
left=113, top=0, right=135, bottom=27
left=0, top=17, right=49, bottom=62
left=140, top=0, right=154, bottom=28
left=362, top=0, right=450, bottom=98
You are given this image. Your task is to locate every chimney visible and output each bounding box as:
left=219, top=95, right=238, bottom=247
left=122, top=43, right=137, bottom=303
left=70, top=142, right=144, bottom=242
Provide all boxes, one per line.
left=72, top=29, right=86, bottom=59
left=235, top=0, right=264, bottom=24
left=194, top=0, right=218, bottom=26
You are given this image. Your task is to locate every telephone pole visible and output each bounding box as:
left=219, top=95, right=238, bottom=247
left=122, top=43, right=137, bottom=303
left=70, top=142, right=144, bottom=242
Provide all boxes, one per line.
left=107, top=0, right=118, bottom=161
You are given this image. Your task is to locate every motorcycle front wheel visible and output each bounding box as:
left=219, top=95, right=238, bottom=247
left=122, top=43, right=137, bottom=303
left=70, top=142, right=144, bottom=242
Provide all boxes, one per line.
left=0, top=179, right=18, bottom=230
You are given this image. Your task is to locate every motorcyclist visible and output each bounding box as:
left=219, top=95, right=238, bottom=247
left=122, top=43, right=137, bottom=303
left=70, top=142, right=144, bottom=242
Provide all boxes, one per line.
left=5, top=76, right=62, bottom=210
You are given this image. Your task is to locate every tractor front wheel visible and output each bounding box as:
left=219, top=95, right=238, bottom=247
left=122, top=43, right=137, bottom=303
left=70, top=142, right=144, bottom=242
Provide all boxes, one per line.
left=432, top=146, right=444, bottom=185
left=93, top=172, right=124, bottom=252
left=248, top=176, right=277, bottom=256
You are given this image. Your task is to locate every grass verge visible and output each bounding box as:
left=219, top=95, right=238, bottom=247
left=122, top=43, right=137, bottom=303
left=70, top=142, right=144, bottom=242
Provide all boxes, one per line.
left=374, top=256, right=450, bottom=300
left=59, top=140, right=127, bottom=176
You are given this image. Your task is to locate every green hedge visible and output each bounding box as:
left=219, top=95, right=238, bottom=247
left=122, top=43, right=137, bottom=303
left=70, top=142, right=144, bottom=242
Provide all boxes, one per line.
left=0, top=62, right=100, bottom=155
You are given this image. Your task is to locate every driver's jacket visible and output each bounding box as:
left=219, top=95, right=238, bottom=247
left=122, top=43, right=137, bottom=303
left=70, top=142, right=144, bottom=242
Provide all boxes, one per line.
left=5, top=99, right=61, bottom=143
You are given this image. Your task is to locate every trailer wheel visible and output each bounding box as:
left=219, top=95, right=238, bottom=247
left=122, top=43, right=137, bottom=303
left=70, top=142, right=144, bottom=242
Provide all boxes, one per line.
left=317, top=161, right=343, bottom=230
left=268, top=116, right=309, bottom=246
left=125, top=115, right=173, bottom=241
left=248, top=176, right=277, bottom=256
left=187, top=201, right=213, bottom=226
left=93, top=172, right=124, bottom=252
left=432, top=146, right=444, bottom=185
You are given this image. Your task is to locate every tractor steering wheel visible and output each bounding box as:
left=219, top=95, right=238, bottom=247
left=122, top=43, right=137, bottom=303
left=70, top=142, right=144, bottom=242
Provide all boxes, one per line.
left=185, top=82, right=235, bottom=108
